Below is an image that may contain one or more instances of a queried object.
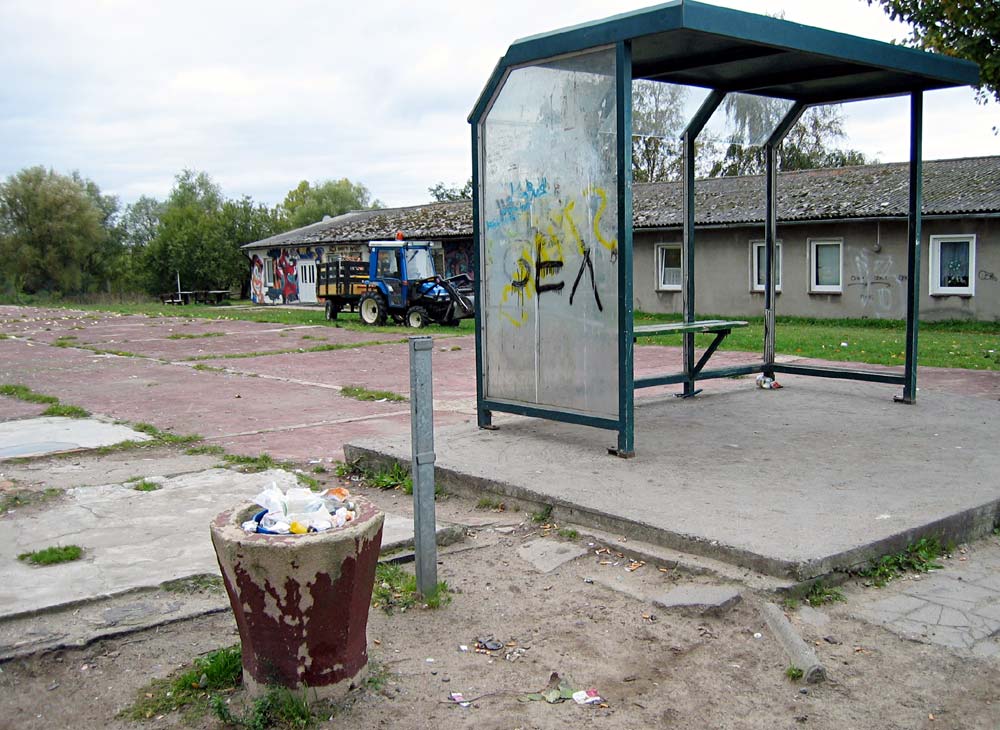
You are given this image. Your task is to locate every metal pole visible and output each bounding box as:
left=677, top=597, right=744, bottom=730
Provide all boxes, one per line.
left=409, top=335, right=438, bottom=596
left=898, top=91, right=923, bottom=404
left=176, top=271, right=182, bottom=299
left=615, top=40, right=635, bottom=458
left=680, top=90, right=725, bottom=397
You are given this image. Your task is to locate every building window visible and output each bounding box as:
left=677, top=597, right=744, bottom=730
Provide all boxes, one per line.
left=930, top=235, right=976, bottom=296
left=655, top=243, right=682, bottom=291
left=809, top=239, right=842, bottom=293
left=750, top=240, right=782, bottom=292
left=264, top=258, right=274, bottom=286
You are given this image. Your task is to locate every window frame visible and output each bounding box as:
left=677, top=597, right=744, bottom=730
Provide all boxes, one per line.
left=929, top=234, right=976, bottom=297
left=808, top=238, right=843, bottom=294
left=655, top=242, right=682, bottom=292
left=749, top=239, right=782, bottom=293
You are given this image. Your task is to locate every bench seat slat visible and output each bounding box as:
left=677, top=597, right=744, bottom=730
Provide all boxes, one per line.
left=633, top=320, right=748, bottom=337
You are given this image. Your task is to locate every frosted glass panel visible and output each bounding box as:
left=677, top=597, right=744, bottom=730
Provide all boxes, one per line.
left=480, top=48, right=619, bottom=419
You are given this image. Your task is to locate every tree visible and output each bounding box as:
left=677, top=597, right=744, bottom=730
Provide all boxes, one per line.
left=428, top=179, right=473, bottom=201
left=280, top=178, right=381, bottom=229
left=631, top=80, right=687, bottom=183
left=120, top=196, right=164, bottom=251
left=708, top=98, right=873, bottom=177
left=867, top=0, right=999, bottom=107
left=141, top=170, right=236, bottom=293
left=219, top=196, right=286, bottom=298
left=0, top=167, right=109, bottom=296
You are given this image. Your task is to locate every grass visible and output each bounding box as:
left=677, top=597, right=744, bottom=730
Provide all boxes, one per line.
left=222, top=453, right=284, bottom=472
left=131, top=479, right=161, bottom=492
left=340, top=385, right=407, bottom=402
left=210, top=686, right=317, bottom=729
left=0, top=383, right=58, bottom=404
left=476, top=497, right=506, bottom=511
left=132, top=421, right=201, bottom=445
left=160, top=574, right=224, bottom=594
left=41, top=403, right=90, bottom=418
left=123, top=645, right=242, bottom=722
left=183, top=339, right=407, bottom=362
left=372, top=562, right=451, bottom=614
left=785, top=666, right=804, bottom=681
left=1, top=383, right=91, bottom=419
left=365, top=462, right=413, bottom=493
left=186, top=444, right=226, bottom=456
left=166, top=331, right=225, bottom=340
left=311, top=465, right=327, bottom=474
left=334, top=460, right=362, bottom=478
left=52, top=336, right=77, bottom=347
left=0, top=487, right=62, bottom=514
left=192, top=363, right=226, bottom=372
left=18, top=544, right=83, bottom=565
left=805, top=582, right=845, bottom=607
left=634, top=311, right=1000, bottom=371
left=558, top=527, right=579, bottom=539
left=857, top=536, right=946, bottom=587
left=531, top=505, right=553, bottom=524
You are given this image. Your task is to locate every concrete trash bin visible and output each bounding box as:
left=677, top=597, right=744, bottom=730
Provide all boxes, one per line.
left=210, top=495, right=384, bottom=701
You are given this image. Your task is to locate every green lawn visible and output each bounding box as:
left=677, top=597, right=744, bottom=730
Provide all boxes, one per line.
left=634, top=312, right=1000, bottom=370
left=5, top=299, right=997, bottom=371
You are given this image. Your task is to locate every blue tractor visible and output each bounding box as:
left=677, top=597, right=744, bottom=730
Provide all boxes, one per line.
left=317, top=240, right=474, bottom=328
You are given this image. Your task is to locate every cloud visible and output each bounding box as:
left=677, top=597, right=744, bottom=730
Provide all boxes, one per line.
left=1, top=0, right=996, bottom=210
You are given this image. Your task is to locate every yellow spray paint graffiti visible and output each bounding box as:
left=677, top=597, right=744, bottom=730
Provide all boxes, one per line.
left=496, top=185, right=616, bottom=327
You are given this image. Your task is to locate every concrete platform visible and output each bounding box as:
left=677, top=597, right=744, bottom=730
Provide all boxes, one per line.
left=0, top=417, right=152, bottom=459
left=346, top=377, right=1000, bottom=582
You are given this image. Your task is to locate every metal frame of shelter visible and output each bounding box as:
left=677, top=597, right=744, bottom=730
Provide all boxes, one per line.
left=468, top=0, right=979, bottom=457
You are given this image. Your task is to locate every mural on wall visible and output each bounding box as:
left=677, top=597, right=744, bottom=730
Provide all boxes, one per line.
left=251, top=247, right=325, bottom=304
left=250, top=255, right=265, bottom=304
left=443, top=240, right=473, bottom=278
left=848, top=247, right=904, bottom=318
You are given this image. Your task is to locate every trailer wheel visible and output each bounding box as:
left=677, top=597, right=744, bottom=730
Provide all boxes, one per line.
left=324, top=300, right=340, bottom=321
left=405, top=306, right=429, bottom=329
left=358, top=293, right=387, bottom=326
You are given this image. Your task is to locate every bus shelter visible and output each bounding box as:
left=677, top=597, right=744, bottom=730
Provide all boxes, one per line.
left=468, top=0, right=979, bottom=457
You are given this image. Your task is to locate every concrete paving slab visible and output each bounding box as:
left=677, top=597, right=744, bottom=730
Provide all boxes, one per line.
left=346, top=377, right=1000, bottom=581
left=0, top=466, right=462, bottom=620
left=0, top=417, right=152, bottom=459
left=652, top=585, right=742, bottom=616
left=852, top=540, right=1000, bottom=657
left=516, top=538, right=589, bottom=573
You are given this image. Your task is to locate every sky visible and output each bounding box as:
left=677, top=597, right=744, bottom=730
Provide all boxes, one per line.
left=1, top=0, right=997, bottom=210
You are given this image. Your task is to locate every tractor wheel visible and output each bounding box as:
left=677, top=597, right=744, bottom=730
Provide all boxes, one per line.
left=405, top=306, right=429, bottom=329
left=324, top=300, right=340, bottom=321
left=442, top=317, right=462, bottom=327
left=359, top=293, right=387, bottom=326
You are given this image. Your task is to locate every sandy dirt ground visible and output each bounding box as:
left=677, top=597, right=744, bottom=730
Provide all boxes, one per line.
left=1, top=474, right=999, bottom=730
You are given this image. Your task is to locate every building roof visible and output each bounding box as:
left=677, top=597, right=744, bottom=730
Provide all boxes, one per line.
left=470, top=0, right=978, bottom=122
left=243, top=156, right=1000, bottom=250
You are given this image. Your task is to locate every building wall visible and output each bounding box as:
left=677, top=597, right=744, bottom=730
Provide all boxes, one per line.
left=634, top=217, right=999, bottom=321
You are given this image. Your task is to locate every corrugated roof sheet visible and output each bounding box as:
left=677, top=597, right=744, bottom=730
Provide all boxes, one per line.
left=244, top=156, right=1000, bottom=249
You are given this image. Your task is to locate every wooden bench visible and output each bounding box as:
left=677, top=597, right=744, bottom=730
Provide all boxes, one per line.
left=634, top=319, right=749, bottom=396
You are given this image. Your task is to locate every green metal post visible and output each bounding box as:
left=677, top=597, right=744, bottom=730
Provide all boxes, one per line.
left=681, top=90, right=724, bottom=396
left=898, top=91, right=923, bottom=404
left=471, top=122, right=492, bottom=427
left=615, top=40, right=635, bottom=457
left=762, top=102, right=805, bottom=376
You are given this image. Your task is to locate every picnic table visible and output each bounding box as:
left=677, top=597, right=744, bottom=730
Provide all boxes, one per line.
left=634, top=319, right=749, bottom=395
left=159, top=290, right=230, bottom=305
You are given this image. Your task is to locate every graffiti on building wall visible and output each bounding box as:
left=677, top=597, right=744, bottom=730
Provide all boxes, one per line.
left=443, top=241, right=472, bottom=278
left=848, top=248, right=903, bottom=318
left=494, top=182, right=617, bottom=327
left=251, top=247, right=326, bottom=304
left=251, top=255, right=265, bottom=304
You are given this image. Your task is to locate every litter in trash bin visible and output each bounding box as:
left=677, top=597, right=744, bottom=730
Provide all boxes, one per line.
left=241, top=483, right=358, bottom=534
